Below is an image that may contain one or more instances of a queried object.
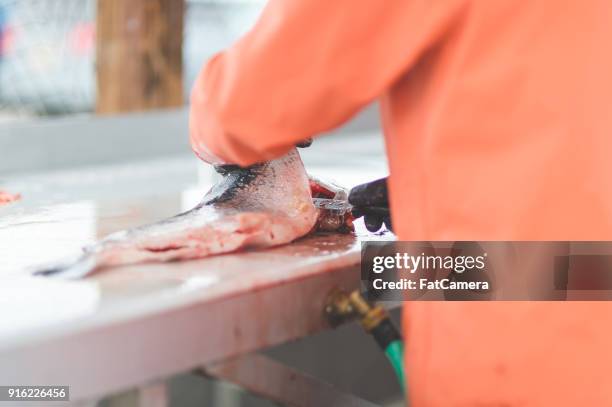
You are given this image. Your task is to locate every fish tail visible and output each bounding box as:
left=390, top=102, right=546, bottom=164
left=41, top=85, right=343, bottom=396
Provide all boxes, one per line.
left=33, top=254, right=98, bottom=279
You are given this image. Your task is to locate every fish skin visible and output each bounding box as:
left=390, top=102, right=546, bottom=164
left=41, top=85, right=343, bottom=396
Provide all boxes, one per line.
left=36, top=149, right=318, bottom=278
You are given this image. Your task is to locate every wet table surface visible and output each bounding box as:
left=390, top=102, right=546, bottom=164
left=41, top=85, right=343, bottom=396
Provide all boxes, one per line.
left=0, top=144, right=390, bottom=400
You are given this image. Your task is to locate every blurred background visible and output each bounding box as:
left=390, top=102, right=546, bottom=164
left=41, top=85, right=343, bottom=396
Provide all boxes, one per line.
left=0, top=0, right=264, bottom=118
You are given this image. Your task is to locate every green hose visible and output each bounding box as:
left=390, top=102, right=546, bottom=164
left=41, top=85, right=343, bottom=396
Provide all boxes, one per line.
left=384, top=340, right=405, bottom=391
left=325, top=290, right=406, bottom=392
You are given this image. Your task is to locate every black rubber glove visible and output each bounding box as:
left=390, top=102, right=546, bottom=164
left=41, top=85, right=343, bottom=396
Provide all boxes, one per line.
left=296, top=138, right=313, bottom=148
left=348, top=177, right=393, bottom=232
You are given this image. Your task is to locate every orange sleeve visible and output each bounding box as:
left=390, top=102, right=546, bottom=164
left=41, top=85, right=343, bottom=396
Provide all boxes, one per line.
left=189, top=0, right=466, bottom=166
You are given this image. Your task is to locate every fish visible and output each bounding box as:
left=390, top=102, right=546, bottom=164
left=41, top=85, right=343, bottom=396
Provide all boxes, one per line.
left=36, top=149, right=325, bottom=278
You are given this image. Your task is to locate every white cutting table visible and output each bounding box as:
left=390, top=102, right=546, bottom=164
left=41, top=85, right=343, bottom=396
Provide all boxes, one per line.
left=0, top=145, right=390, bottom=406
left=0, top=233, right=370, bottom=405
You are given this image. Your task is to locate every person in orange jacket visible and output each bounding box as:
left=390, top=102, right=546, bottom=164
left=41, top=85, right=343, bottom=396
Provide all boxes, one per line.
left=190, top=0, right=612, bottom=405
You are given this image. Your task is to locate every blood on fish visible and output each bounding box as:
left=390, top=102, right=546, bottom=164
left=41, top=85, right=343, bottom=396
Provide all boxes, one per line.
left=309, top=180, right=336, bottom=199
left=144, top=245, right=187, bottom=253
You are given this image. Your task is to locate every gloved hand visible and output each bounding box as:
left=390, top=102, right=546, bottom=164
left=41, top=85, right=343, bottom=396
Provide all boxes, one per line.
left=348, top=177, right=392, bottom=232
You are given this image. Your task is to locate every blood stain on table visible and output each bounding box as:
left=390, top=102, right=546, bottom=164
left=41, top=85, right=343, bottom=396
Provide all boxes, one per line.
left=0, top=191, right=21, bottom=205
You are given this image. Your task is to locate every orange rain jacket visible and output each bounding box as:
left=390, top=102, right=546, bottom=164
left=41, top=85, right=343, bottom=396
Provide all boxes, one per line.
left=190, top=0, right=612, bottom=405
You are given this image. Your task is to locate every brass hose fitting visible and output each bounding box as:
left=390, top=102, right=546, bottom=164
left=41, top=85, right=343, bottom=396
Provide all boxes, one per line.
left=324, top=288, right=388, bottom=331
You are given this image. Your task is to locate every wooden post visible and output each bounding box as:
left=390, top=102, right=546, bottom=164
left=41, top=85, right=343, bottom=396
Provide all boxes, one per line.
left=96, top=0, right=184, bottom=114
